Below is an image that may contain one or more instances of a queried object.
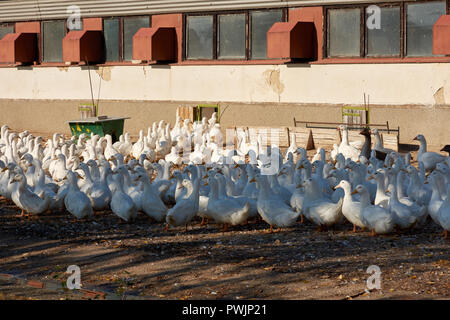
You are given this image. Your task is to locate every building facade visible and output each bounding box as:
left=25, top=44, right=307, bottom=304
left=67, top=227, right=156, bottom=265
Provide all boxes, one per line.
left=0, top=0, right=449, bottom=149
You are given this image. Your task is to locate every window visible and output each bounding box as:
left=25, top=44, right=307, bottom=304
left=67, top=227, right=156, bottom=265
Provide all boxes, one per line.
left=102, top=16, right=150, bottom=62
left=123, top=16, right=150, bottom=61
left=185, top=9, right=285, bottom=60
left=104, top=18, right=120, bottom=62
left=367, top=7, right=400, bottom=56
left=406, top=1, right=447, bottom=56
left=218, top=14, right=246, bottom=59
left=326, top=1, right=449, bottom=59
left=328, top=8, right=361, bottom=57
left=0, top=24, right=14, bottom=40
left=42, top=21, right=66, bottom=62
left=186, top=15, right=214, bottom=59
left=251, top=10, right=283, bottom=59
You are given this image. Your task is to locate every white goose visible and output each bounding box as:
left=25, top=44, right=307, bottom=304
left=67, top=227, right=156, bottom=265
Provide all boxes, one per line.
left=110, top=172, right=138, bottom=222
left=436, top=187, right=450, bottom=238
left=135, top=170, right=168, bottom=222
left=337, top=125, right=361, bottom=161
left=335, top=180, right=365, bottom=232
left=205, top=174, right=250, bottom=231
left=166, top=178, right=199, bottom=230
left=413, top=134, right=446, bottom=171
left=64, top=170, right=93, bottom=220
left=427, top=171, right=445, bottom=225
left=253, top=174, right=300, bottom=232
left=302, top=177, right=344, bottom=230
left=10, top=173, right=51, bottom=217
left=354, top=185, right=395, bottom=235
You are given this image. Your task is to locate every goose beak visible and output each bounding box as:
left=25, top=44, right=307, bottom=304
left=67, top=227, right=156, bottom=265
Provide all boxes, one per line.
left=296, top=184, right=302, bottom=189
left=1, top=167, right=7, bottom=172
left=424, top=181, right=429, bottom=184
left=234, top=164, right=239, bottom=168
left=298, top=165, right=304, bottom=169
left=249, top=178, right=256, bottom=183
left=367, top=176, right=374, bottom=181
left=77, top=173, right=84, bottom=180
left=413, top=136, right=418, bottom=141
left=203, top=182, right=208, bottom=186
left=169, top=174, right=174, bottom=180
left=351, top=190, right=358, bottom=195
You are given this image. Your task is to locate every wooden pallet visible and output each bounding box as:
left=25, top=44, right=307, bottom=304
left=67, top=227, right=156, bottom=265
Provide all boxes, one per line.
left=227, top=125, right=399, bottom=152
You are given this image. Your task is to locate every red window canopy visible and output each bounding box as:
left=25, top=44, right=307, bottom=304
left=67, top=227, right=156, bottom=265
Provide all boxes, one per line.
left=133, top=27, right=177, bottom=62
left=62, top=30, right=104, bottom=63
left=433, top=15, right=450, bottom=55
left=0, top=33, right=37, bottom=64
left=267, top=21, right=315, bottom=60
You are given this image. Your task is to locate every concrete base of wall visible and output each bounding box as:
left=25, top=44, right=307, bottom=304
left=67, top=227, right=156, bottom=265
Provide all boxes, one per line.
left=0, top=99, right=448, bottom=151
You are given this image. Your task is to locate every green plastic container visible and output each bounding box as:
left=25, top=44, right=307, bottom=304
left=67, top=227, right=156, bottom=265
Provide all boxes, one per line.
left=68, top=117, right=129, bottom=143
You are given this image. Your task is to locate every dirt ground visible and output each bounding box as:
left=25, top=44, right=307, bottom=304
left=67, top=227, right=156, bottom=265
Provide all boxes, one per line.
left=0, top=197, right=449, bottom=300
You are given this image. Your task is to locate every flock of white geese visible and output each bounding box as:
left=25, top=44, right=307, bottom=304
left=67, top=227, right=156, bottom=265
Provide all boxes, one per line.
left=0, top=112, right=449, bottom=238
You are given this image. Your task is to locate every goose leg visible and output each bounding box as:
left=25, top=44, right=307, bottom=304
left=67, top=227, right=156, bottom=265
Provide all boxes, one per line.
left=20, top=209, right=24, bottom=217
left=300, top=214, right=304, bottom=224
left=370, top=229, right=376, bottom=237
left=353, top=224, right=357, bottom=233
left=185, top=223, right=189, bottom=232
left=163, top=223, right=169, bottom=232
left=266, top=225, right=274, bottom=233
left=444, top=230, right=448, bottom=239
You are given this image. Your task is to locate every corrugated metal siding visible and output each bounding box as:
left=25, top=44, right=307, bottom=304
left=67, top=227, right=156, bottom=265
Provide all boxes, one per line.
left=0, top=0, right=397, bottom=22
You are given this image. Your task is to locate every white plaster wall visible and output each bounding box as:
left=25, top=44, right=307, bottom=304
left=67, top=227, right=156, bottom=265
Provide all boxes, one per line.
left=0, top=63, right=449, bottom=105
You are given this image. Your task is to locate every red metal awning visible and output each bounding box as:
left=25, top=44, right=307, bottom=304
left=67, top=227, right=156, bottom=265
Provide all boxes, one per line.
left=433, top=15, right=450, bottom=55
left=62, top=30, right=103, bottom=63
left=267, top=21, right=315, bottom=60
left=0, top=32, right=37, bottom=64
left=133, top=27, right=177, bottom=62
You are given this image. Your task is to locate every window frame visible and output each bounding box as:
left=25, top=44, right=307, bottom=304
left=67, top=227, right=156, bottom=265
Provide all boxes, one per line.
left=404, top=0, right=448, bottom=57
left=102, top=15, right=151, bottom=63
left=325, top=0, right=449, bottom=59
left=102, top=17, right=122, bottom=63
left=40, top=19, right=67, bottom=64
left=183, top=8, right=287, bottom=61
left=121, top=15, right=151, bottom=62
left=326, top=6, right=364, bottom=58
left=364, top=3, right=402, bottom=58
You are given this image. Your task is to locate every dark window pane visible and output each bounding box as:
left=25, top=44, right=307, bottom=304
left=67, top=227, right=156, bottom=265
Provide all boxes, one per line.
left=328, top=9, right=360, bottom=57
left=251, top=10, right=283, bottom=59
left=407, top=1, right=446, bottom=56
left=104, top=18, right=120, bottom=61
left=218, top=14, right=246, bottom=59
left=123, top=16, right=149, bottom=61
left=0, top=25, right=13, bottom=40
left=367, top=7, right=400, bottom=56
left=42, top=21, right=66, bottom=62
left=187, top=16, right=214, bottom=59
